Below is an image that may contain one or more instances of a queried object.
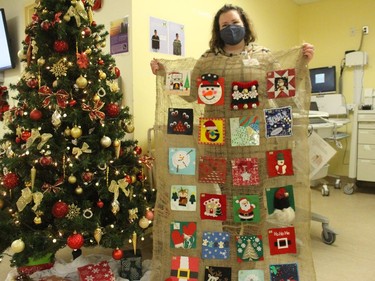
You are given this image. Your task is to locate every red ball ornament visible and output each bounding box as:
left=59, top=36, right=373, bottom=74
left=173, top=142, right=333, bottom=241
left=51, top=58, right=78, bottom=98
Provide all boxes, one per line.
left=69, top=99, right=77, bottom=107
left=145, top=209, right=154, bottom=221
left=30, top=108, right=43, bottom=121
left=41, top=20, right=51, bottom=31
left=67, top=232, right=84, bottom=250
left=2, top=173, right=19, bottom=190
left=112, top=248, right=123, bottom=260
left=54, top=40, right=69, bottom=52
left=82, top=26, right=91, bottom=37
left=112, top=66, right=121, bottom=78
left=52, top=201, right=69, bottom=218
left=137, top=171, right=145, bottom=181
left=25, top=35, right=31, bottom=45
left=26, top=78, right=38, bottom=88
left=96, top=200, right=104, bottom=208
left=98, top=59, right=104, bottom=65
left=39, top=156, right=53, bottom=166
left=133, top=146, right=142, bottom=155
left=82, top=171, right=94, bottom=183
left=21, top=130, right=32, bottom=142
left=105, top=103, right=120, bottom=118
left=124, top=175, right=132, bottom=184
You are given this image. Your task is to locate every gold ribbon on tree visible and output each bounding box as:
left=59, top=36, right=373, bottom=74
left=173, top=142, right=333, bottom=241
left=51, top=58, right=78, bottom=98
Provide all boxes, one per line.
left=128, top=208, right=138, bottom=221
left=16, top=187, right=43, bottom=212
left=25, top=128, right=53, bottom=150
left=0, top=141, right=14, bottom=158
left=81, top=100, right=106, bottom=122
left=38, top=86, right=69, bottom=109
left=108, top=179, right=130, bottom=214
left=72, top=142, right=92, bottom=159
left=64, top=0, right=88, bottom=27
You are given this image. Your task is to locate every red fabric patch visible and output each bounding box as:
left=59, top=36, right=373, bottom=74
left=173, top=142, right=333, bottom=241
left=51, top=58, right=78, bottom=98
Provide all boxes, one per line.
left=267, top=68, right=296, bottom=99
left=268, top=227, right=297, bottom=255
left=198, top=156, right=227, bottom=183
left=200, top=193, right=227, bottom=221
left=266, top=149, right=294, bottom=177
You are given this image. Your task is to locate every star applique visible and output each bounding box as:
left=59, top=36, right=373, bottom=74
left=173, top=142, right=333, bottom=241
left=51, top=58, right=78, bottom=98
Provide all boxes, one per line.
left=241, top=171, right=251, bottom=181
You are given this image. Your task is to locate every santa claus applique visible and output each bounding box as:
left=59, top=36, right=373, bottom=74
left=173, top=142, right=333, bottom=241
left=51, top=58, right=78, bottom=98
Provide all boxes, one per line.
left=236, top=197, right=256, bottom=221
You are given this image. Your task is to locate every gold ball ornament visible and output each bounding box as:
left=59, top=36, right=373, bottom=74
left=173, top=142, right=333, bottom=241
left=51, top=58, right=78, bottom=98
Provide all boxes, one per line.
left=75, top=186, right=83, bottom=195
left=76, top=75, right=88, bottom=89
left=99, top=70, right=107, bottom=80
left=131, top=175, right=137, bottom=183
left=63, top=14, right=71, bottom=22
left=85, top=48, right=92, bottom=55
left=71, top=126, right=82, bottom=139
left=124, top=122, right=135, bottom=133
left=68, top=175, right=77, bottom=184
left=93, top=94, right=100, bottom=102
left=34, top=216, right=42, bottom=224
left=138, top=216, right=150, bottom=229
left=37, top=57, right=45, bottom=66
left=11, top=239, right=25, bottom=253
left=100, top=135, right=112, bottom=148
left=113, top=139, right=120, bottom=147
left=64, top=127, right=71, bottom=136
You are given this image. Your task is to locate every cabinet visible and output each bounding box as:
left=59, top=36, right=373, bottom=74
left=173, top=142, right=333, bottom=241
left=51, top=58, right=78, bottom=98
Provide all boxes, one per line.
left=356, top=110, right=375, bottom=182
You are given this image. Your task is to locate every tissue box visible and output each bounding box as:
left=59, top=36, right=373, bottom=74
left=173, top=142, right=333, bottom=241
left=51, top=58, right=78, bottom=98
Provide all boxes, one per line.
left=119, top=249, right=142, bottom=281
left=77, top=260, right=115, bottom=281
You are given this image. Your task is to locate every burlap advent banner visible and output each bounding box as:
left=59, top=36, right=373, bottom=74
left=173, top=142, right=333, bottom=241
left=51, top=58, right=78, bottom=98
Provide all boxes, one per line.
left=150, top=46, right=316, bottom=281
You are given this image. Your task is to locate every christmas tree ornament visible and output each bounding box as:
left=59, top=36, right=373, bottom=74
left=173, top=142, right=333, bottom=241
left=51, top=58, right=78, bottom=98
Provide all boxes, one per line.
left=93, top=93, right=100, bottom=102
left=2, top=172, right=19, bottom=189
left=111, top=200, right=120, bottom=214
left=52, top=201, right=69, bottom=218
left=11, top=239, right=25, bottom=253
left=98, top=58, right=104, bottom=65
left=51, top=110, right=62, bottom=128
left=112, top=66, right=121, bottom=78
left=138, top=216, right=150, bottom=229
left=41, top=20, right=51, bottom=31
left=70, top=125, right=82, bottom=139
left=75, top=186, right=83, bottom=195
left=124, top=174, right=132, bottom=184
left=39, top=155, right=53, bottom=166
left=131, top=175, right=137, bottom=184
left=82, top=171, right=94, bottom=183
left=33, top=215, right=42, bottom=224
left=94, top=227, right=102, bottom=244
left=113, top=139, right=121, bottom=158
left=133, top=145, right=142, bottom=155
left=76, top=75, right=88, bottom=89
left=98, top=70, right=106, bottom=80
left=68, top=174, right=77, bottom=184
left=145, top=209, right=154, bottom=221
left=30, top=108, right=43, bottom=121
left=82, top=26, right=92, bottom=37
left=0, top=198, right=4, bottom=209
left=100, top=135, right=112, bottom=148
left=54, top=40, right=69, bottom=52
left=84, top=48, right=92, bottom=55
left=83, top=208, right=93, bottom=219
left=21, top=130, right=32, bottom=141
left=63, top=14, right=71, bottom=22
left=37, top=57, right=45, bottom=66
left=112, top=247, right=123, bottom=260
left=69, top=99, right=77, bottom=106
left=105, top=103, right=120, bottom=118
left=96, top=199, right=104, bottom=208
left=30, top=166, right=36, bottom=189
left=132, top=231, right=137, bottom=254
left=26, top=78, right=38, bottom=88
left=124, top=122, right=135, bottom=133
left=64, top=127, right=71, bottom=136
left=67, top=232, right=84, bottom=250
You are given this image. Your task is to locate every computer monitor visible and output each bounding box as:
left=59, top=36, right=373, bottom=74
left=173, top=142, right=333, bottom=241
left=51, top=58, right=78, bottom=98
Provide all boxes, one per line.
left=309, top=66, right=336, bottom=94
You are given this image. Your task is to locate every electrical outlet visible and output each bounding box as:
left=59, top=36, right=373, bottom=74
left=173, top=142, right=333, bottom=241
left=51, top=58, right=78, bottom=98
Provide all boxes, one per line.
left=362, top=26, right=369, bottom=35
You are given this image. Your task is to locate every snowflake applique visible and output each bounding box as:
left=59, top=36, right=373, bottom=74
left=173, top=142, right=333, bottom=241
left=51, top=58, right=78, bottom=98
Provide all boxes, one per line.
left=84, top=275, right=94, bottom=281
left=67, top=203, right=81, bottom=219
left=50, top=59, right=68, bottom=77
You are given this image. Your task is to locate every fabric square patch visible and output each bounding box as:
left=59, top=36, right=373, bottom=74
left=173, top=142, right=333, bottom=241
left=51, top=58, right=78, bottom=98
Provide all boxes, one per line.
left=269, top=263, right=299, bottom=281
left=202, top=231, right=230, bottom=259
left=171, top=185, right=197, bottom=211
left=267, top=68, right=296, bottom=99
left=167, top=108, right=193, bottom=135
left=200, top=193, right=227, bottom=221
left=266, top=185, right=295, bottom=225
left=236, top=235, right=264, bottom=262
left=231, top=157, right=260, bottom=186
left=233, top=195, right=260, bottom=223
left=231, top=80, right=259, bottom=109
left=77, top=260, right=115, bottom=281
left=204, top=266, right=231, bottom=281
left=165, top=70, right=191, bottom=96
left=198, top=156, right=227, bottom=183
left=266, top=149, right=294, bottom=177
left=197, top=73, right=225, bottom=105
left=238, top=269, right=264, bottom=281
left=170, top=221, right=197, bottom=249
left=230, top=116, right=260, bottom=146
left=268, top=226, right=297, bottom=255
left=198, top=118, right=225, bottom=145
left=169, top=256, right=199, bottom=281
left=264, top=106, right=293, bottom=138
left=169, top=148, right=196, bottom=175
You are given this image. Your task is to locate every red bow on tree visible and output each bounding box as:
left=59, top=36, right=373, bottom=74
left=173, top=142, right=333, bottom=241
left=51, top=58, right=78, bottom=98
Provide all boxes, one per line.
left=38, top=86, right=69, bottom=108
left=42, top=177, right=64, bottom=193
left=81, top=100, right=106, bottom=122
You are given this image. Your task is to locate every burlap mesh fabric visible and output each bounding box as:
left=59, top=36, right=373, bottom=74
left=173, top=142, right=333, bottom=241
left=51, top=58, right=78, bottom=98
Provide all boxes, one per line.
left=151, top=46, right=316, bottom=280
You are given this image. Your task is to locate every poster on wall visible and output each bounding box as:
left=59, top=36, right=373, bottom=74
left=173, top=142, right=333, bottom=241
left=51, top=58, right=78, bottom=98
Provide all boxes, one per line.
left=150, top=17, right=185, bottom=56
left=110, top=16, right=129, bottom=55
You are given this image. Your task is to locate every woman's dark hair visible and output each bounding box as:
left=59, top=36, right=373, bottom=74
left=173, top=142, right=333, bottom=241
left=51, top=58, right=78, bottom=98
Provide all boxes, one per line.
left=209, top=4, right=256, bottom=51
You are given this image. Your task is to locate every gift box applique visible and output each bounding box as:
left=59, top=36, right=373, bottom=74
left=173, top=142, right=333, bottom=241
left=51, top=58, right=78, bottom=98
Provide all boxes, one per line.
left=171, top=185, right=197, bottom=211
left=198, top=156, right=227, bottom=183
left=266, top=185, right=296, bottom=225
left=233, top=195, right=260, bottom=223
left=165, top=70, right=192, bottom=96
left=267, top=68, right=296, bottom=99
left=238, top=269, right=264, bottom=281
left=231, top=80, right=259, bottom=109
left=264, top=106, right=293, bottom=138
left=202, top=231, right=230, bottom=259
left=231, top=157, right=260, bottom=186
left=198, top=118, right=225, bottom=145
left=167, top=108, right=193, bottom=135
left=200, top=193, right=227, bottom=221
left=266, top=149, right=294, bottom=177
left=230, top=115, right=260, bottom=146
left=269, top=263, right=299, bottom=281
left=77, top=260, right=115, bottom=281
left=197, top=73, right=225, bottom=105
left=170, top=221, right=197, bottom=249
left=169, top=148, right=196, bottom=175
left=119, top=249, right=142, bottom=281
left=204, top=266, right=231, bottom=281
left=268, top=226, right=297, bottom=255
left=169, top=256, right=199, bottom=281
left=236, top=234, right=264, bottom=262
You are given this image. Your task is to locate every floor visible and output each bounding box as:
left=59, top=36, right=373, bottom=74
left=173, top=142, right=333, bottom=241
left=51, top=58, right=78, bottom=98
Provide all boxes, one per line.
left=0, top=177, right=374, bottom=280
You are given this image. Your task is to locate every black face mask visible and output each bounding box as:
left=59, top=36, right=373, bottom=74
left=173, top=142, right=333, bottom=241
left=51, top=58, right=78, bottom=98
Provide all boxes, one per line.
left=220, top=25, right=245, bottom=45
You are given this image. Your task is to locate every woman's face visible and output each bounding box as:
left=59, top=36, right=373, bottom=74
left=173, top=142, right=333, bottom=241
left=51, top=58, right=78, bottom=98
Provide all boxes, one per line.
left=218, top=10, right=244, bottom=31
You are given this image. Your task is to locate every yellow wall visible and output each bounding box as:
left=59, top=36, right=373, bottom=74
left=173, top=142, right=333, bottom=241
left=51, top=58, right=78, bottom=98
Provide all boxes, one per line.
left=299, top=0, right=375, bottom=176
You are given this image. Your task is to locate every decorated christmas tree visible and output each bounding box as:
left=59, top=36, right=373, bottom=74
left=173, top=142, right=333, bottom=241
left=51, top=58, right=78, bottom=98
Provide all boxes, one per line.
left=0, top=0, right=155, bottom=270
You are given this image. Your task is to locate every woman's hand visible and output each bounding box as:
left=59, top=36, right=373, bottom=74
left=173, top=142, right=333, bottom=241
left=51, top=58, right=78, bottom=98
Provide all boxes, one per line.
left=302, top=43, right=314, bottom=63
left=150, top=58, right=163, bottom=75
